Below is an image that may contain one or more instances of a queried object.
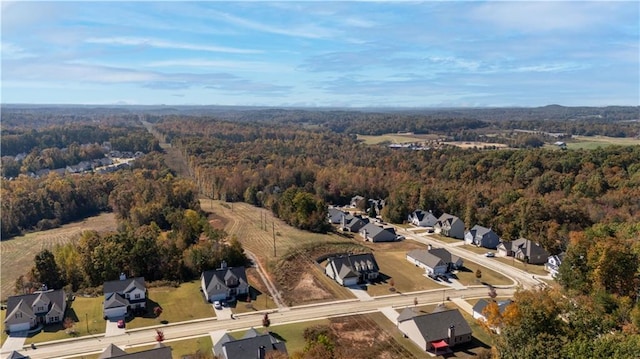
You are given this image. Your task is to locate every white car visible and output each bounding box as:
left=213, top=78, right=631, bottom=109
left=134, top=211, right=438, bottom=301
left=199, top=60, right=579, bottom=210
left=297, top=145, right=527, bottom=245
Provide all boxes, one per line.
left=213, top=301, right=222, bottom=309
left=485, top=252, right=495, bottom=258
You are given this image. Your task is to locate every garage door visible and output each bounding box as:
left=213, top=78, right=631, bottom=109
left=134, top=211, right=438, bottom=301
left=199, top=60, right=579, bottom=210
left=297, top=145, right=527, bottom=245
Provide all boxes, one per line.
left=104, top=307, right=127, bottom=319
left=9, top=322, right=30, bottom=332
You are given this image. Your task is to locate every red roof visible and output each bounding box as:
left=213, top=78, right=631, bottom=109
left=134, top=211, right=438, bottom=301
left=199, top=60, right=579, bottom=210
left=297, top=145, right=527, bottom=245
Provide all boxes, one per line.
left=431, top=340, right=449, bottom=349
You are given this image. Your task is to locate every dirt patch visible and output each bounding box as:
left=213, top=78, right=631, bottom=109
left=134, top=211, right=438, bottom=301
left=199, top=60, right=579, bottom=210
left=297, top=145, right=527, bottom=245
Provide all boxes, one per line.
left=207, top=212, right=229, bottom=231
left=311, top=315, right=416, bottom=359
left=292, top=272, right=332, bottom=302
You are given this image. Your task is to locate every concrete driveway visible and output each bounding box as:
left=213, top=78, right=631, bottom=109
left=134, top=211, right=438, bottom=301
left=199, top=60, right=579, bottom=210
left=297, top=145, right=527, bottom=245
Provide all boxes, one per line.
left=0, top=331, right=27, bottom=354
left=346, top=285, right=373, bottom=301
left=213, top=304, right=233, bottom=320
left=105, top=316, right=126, bottom=337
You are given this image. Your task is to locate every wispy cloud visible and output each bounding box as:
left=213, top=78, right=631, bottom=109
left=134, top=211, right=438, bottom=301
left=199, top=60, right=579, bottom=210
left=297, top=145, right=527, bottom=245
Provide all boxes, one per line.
left=85, top=37, right=262, bottom=54
left=0, top=42, right=36, bottom=60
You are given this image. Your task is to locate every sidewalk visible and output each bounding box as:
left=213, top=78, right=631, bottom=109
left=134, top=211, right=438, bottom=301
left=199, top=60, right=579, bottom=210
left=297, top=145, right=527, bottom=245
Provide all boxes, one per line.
left=450, top=297, right=474, bottom=316
left=346, top=285, right=374, bottom=301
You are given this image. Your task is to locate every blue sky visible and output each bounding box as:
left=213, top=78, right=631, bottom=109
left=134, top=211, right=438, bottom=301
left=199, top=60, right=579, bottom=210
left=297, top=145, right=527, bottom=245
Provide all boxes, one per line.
left=2, top=1, right=638, bottom=107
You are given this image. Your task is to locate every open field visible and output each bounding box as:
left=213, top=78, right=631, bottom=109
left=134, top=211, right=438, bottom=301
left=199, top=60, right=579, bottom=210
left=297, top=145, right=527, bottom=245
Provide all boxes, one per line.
left=492, top=257, right=550, bottom=277
left=567, top=135, right=640, bottom=149
left=0, top=212, right=116, bottom=301
left=443, top=141, right=508, bottom=149
left=357, top=133, right=440, bottom=145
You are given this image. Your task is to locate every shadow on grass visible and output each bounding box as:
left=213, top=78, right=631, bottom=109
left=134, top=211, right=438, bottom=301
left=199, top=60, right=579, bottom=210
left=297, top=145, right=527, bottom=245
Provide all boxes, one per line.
left=268, top=331, right=287, bottom=342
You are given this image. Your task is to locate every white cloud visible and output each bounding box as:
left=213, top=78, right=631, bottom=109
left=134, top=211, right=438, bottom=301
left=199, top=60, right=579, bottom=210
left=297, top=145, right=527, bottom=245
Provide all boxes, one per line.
left=0, top=42, right=35, bottom=59
left=85, top=37, right=262, bottom=54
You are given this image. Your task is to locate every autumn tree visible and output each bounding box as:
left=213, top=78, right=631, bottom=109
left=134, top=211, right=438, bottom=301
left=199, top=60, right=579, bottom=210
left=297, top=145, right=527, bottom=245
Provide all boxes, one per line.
left=262, top=313, right=271, bottom=328
left=31, top=249, right=63, bottom=289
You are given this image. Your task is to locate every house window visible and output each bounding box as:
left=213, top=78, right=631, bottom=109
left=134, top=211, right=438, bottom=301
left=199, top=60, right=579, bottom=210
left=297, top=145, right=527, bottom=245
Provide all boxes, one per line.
left=52, top=316, right=59, bottom=322
left=134, top=294, right=140, bottom=299
left=15, top=313, right=22, bottom=319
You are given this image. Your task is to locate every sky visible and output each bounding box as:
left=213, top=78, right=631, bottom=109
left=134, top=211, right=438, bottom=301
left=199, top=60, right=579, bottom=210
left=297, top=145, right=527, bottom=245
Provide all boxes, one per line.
left=1, top=1, right=639, bottom=107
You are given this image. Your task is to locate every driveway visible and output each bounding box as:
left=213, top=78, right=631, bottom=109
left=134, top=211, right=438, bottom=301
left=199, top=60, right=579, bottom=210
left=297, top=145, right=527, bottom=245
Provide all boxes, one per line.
left=213, top=304, right=233, bottom=320
left=0, top=331, right=27, bottom=354
left=346, top=285, right=373, bottom=301
left=104, top=316, right=126, bottom=337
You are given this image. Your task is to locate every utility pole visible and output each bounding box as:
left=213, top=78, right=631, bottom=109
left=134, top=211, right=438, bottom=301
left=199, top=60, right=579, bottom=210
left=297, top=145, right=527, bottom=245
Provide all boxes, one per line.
left=272, top=222, right=276, bottom=257
left=85, top=313, right=89, bottom=333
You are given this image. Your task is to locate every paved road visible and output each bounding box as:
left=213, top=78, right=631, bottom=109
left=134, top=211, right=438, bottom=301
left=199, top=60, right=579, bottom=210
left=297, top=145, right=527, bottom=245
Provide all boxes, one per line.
left=23, top=286, right=514, bottom=359
left=391, top=225, right=546, bottom=289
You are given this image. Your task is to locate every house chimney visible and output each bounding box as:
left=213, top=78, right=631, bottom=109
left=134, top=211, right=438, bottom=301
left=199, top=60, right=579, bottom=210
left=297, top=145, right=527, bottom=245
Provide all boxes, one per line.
left=41, top=284, right=48, bottom=291
left=258, top=345, right=266, bottom=359
left=448, top=325, right=455, bottom=343
left=428, top=244, right=432, bottom=250
left=220, top=260, right=228, bottom=269
left=119, top=273, right=126, bottom=281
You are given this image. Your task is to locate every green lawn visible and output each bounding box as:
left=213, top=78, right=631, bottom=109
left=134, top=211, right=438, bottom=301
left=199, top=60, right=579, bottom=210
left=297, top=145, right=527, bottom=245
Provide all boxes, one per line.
left=430, top=234, right=464, bottom=244
left=366, top=250, right=446, bottom=296
left=25, top=296, right=106, bottom=344
left=232, top=318, right=330, bottom=355
left=125, top=281, right=215, bottom=330
left=130, top=336, right=213, bottom=358
left=492, top=257, right=549, bottom=276
left=454, top=262, right=512, bottom=287
left=460, top=244, right=492, bottom=255
left=567, top=135, right=640, bottom=150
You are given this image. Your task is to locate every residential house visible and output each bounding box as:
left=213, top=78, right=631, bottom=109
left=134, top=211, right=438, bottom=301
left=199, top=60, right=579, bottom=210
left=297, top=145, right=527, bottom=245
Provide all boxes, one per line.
left=98, top=342, right=171, bottom=359
left=201, top=262, right=250, bottom=303
left=433, top=214, right=465, bottom=239
left=359, top=223, right=397, bottom=242
left=213, top=328, right=288, bottom=359
left=350, top=195, right=365, bottom=208
left=465, top=225, right=500, bottom=249
left=545, top=253, right=566, bottom=278
left=103, top=275, right=147, bottom=319
left=408, top=210, right=438, bottom=227
left=472, top=299, right=514, bottom=334
left=325, top=253, right=380, bottom=286
left=3, top=289, right=66, bottom=333
left=398, top=308, right=472, bottom=354
left=497, top=238, right=549, bottom=264
left=5, top=352, right=29, bottom=359
left=406, top=248, right=463, bottom=277
left=341, top=215, right=369, bottom=233
left=327, top=208, right=349, bottom=224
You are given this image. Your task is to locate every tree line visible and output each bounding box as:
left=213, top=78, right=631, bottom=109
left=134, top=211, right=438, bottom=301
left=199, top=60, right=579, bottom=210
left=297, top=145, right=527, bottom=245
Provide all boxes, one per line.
left=154, top=116, right=640, bottom=255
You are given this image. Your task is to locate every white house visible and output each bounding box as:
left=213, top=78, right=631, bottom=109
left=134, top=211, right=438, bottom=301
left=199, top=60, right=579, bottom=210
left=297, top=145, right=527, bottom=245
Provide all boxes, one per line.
left=408, top=210, right=438, bottom=227
left=103, top=275, right=147, bottom=319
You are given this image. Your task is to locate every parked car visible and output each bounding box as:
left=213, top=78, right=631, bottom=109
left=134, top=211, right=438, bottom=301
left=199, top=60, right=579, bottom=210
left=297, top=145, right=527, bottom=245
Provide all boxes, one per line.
left=396, top=235, right=405, bottom=241
left=117, top=319, right=125, bottom=328
left=213, top=301, right=222, bottom=310
left=485, top=252, right=495, bottom=258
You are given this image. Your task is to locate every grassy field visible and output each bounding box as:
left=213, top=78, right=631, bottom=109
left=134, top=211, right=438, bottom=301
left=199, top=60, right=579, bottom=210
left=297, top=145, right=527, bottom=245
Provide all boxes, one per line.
left=357, top=133, right=439, bottom=145
left=567, top=135, right=640, bottom=149
left=492, top=257, right=550, bottom=276
left=0, top=212, right=116, bottom=301
left=429, top=233, right=464, bottom=244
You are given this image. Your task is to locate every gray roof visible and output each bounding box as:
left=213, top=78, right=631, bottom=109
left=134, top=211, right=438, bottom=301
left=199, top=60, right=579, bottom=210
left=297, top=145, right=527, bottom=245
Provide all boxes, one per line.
left=217, top=333, right=288, bottom=359
left=98, top=345, right=171, bottom=359
left=344, top=216, right=368, bottom=231
left=328, top=208, right=351, bottom=223
left=360, top=223, right=396, bottom=241
left=202, top=267, right=249, bottom=297
left=397, top=307, right=419, bottom=322
left=103, top=277, right=146, bottom=295
left=327, top=253, right=379, bottom=280
left=6, top=351, right=29, bottom=359
left=436, top=213, right=462, bottom=226
left=511, top=238, right=549, bottom=258
left=408, top=309, right=472, bottom=342
left=407, top=249, right=445, bottom=269
left=5, top=289, right=65, bottom=324
left=473, top=299, right=514, bottom=315
left=428, top=248, right=461, bottom=265
left=104, top=292, right=129, bottom=309
left=99, top=344, right=127, bottom=359
left=469, top=225, right=492, bottom=237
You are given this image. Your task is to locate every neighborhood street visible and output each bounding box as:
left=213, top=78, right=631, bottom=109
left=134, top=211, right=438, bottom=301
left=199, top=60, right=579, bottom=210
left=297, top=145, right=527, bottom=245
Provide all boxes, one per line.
left=20, top=285, right=514, bottom=359
left=10, top=222, right=549, bottom=359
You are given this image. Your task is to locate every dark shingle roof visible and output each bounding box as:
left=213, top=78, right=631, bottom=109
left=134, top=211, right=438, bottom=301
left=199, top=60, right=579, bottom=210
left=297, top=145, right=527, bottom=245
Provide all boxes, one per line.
left=5, top=290, right=65, bottom=324
left=328, top=253, right=379, bottom=281
left=407, top=249, right=444, bottom=269
left=103, top=277, right=146, bottom=295
left=410, top=309, right=472, bottom=342
left=202, top=267, right=249, bottom=297
left=6, top=351, right=29, bottom=359
left=473, top=299, right=514, bottom=315
left=220, top=333, right=287, bottom=359
left=104, top=292, right=129, bottom=309
left=98, top=345, right=171, bottom=359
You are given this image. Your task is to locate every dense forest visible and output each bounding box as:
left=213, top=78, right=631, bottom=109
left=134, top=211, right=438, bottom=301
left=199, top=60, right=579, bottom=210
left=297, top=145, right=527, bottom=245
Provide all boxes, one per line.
left=2, top=105, right=639, bottom=357
left=18, top=153, right=247, bottom=293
